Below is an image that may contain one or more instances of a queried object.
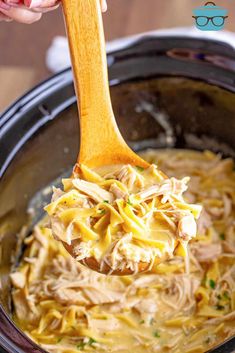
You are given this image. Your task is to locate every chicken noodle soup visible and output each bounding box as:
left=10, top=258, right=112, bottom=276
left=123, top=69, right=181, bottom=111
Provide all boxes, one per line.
left=11, top=149, right=235, bottom=353
left=44, top=160, right=201, bottom=274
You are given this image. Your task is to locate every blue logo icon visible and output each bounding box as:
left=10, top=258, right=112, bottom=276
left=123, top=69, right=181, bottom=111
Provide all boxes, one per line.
left=193, top=2, right=228, bottom=31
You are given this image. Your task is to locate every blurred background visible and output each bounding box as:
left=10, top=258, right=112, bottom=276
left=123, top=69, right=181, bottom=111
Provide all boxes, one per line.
left=0, top=0, right=235, bottom=111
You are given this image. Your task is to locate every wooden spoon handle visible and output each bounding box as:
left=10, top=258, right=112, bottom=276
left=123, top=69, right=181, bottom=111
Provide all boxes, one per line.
left=62, top=0, right=115, bottom=163
left=62, top=0, right=148, bottom=168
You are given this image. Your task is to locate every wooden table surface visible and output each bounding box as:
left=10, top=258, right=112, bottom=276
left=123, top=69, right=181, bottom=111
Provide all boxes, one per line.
left=0, top=0, right=235, bottom=111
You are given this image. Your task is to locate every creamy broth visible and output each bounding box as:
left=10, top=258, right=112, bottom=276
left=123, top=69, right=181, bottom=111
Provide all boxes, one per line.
left=10, top=149, right=235, bottom=353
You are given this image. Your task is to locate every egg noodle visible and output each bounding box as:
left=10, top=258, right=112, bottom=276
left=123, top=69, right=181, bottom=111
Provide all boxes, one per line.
left=44, top=158, right=201, bottom=273
left=11, top=149, right=235, bottom=353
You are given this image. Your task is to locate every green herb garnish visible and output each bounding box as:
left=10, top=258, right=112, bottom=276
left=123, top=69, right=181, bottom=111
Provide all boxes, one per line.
left=223, top=291, right=230, bottom=300
left=153, top=331, right=160, bottom=338
left=77, top=338, right=96, bottom=351
left=77, top=341, right=86, bottom=350
left=127, top=198, right=133, bottom=206
left=219, top=233, right=225, bottom=240
left=99, top=209, right=106, bottom=215
left=140, top=320, right=145, bottom=324
left=136, top=165, right=144, bottom=172
left=88, top=338, right=97, bottom=346
left=103, top=200, right=109, bottom=204
left=209, top=279, right=216, bottom=289
left=57, top=337, right=63, bottom=343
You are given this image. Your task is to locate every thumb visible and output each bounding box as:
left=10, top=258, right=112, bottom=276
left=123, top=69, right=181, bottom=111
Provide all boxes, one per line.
left=0, top=5, right=42, bottom=23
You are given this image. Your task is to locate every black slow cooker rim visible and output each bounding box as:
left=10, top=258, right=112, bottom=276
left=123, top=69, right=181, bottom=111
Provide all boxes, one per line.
left=0, top=35, right=235, bottom=353
left=1, top=35, right=235, bottom=179
left=1, top=34, right=235, bottom=122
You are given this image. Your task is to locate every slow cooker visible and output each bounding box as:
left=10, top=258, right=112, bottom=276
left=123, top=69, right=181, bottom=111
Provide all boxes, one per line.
left=0, top=35, right=235, bottom=353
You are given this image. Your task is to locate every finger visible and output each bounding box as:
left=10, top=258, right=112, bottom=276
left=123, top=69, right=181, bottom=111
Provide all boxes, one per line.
left=5, top=0, right=59, bottom=13
left=0, top=0, right=11, bottom=10
left=27, top=0, right=107, bottom=11
left=3, top=0, right=21, bottom=6
left=100, top=0, right=107, bottom=12
left=29, top=3, right=59, bottom=13
left=0, top=5, right=41, bottom=23
left=0, top=10, right=12, bottom=20
left=24, top=0, right=58, bottom=8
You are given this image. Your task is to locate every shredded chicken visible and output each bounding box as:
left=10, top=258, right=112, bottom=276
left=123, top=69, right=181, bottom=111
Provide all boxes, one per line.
left=197, top=209, right=212, bottom=235
left=191, top=243, right=222, bottom=263
left=72, top=178, right=113, bottom=203
left=177, top=214, right=197, bottom=241
left=10, top=272, right=26, bottom=289
left=109, top=183, right=128, bottom=200
left=45, top=162, right=201, bottom=272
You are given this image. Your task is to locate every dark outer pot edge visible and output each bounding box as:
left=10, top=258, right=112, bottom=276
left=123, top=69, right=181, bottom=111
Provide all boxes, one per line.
left=0, top=35, right=235, bottom=353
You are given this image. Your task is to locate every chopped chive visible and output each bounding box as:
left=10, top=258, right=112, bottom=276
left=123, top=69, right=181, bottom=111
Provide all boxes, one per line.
left=223, top=291, right=230, bottom=300
left=127, top=198, right=133, bottom=206
left=99, top=209, right=106, bottom=215
left=136, top=165, right=144, bottom=172
left=219, top=233, right=225, bottom=240
left=57, top=337, right=63, bottom=343
left=77, top=341, right=85, bottom=350
left=140, top=320, right=145, bottom=324
left=209, top=279, right=216, bottom=289
left=103, top=200, right=109, bottom=204
left=88, top=338, right=97, bottom=346
left=153, top=331, right=160, bottom=338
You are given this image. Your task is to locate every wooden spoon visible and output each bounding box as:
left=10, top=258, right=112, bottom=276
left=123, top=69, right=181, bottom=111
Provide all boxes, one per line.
left=61, top=0, right=165, bottom=275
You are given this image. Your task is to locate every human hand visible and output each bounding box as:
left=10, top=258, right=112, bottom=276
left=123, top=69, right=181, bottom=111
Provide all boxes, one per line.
left=0, top=0, right=107, bottom=24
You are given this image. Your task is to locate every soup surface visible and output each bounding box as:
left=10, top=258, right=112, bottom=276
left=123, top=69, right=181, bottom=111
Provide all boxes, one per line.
left=11, top=149, right=235, bottom=353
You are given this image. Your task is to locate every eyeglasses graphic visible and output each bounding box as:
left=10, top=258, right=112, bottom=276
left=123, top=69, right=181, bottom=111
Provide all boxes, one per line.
left=192, top=2, right=228, bottom=31
left=192, top=16, right=228, bottom=27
